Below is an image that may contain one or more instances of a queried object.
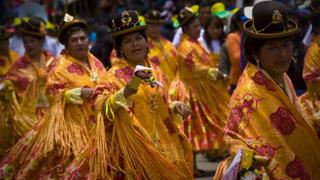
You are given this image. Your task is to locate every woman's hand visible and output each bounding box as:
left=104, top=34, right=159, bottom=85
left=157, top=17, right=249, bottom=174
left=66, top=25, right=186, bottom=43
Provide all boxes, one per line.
left=174, top=101, right=191, bottom=119
left=81, top=87, right=93, bottom=99
left=124, top=69, right=152, bottom=98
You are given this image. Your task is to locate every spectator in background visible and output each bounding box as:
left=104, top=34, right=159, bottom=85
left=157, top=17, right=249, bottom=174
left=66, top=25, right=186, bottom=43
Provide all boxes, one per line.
left=90, top=25, right=112, bottom=69
left=297, top=12, right=320, bottom=139
left=10, top=17, right=64, bottom=56
left=225, top=8, right=246, bottom=94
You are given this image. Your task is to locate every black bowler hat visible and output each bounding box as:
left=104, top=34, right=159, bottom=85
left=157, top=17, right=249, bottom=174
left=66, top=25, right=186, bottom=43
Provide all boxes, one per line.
left=177, top=7, right=197, bottom=27
left=243, top=1, right=298, bottom=39
left=145, top=9, right=164, bottom=24
left=21, top=17, right=46, bottom=38
left=58, top=13, right=88, bottom=44
left=111, top=10, right=146, bottom=38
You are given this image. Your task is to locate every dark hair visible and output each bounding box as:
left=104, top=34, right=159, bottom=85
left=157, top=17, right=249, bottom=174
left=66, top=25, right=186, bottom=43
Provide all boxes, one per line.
left=181, top=16, right=197, bottom=33
left=204, top=15, right=225, bottom=52
left=113, top=30, right=147, bottom=58
left=230, top=8, right=245, bottom=32
left=64, top=26, right=88, bottom=46
left=244, top=36, right=295, bottom=65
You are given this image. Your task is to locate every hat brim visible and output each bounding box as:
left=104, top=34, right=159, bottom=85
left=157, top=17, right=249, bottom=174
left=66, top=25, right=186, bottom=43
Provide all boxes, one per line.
left=179, top=13, right=196, bottom=27
left=21, top=29, right=46, bottom=38
left=214, top=11, right=230, bottom=19
left=145, top=19, right=165, bottom=24
left=58, top=20, right=88, bottom=43
left=244, top=19, right=299, bottom=39
left=111, top=25, right=146, bottom=38
left=0, top=32, right=13, bottom=40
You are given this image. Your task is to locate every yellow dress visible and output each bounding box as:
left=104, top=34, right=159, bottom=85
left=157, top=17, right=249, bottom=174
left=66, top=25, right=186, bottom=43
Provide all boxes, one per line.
left=169, top=34, right=230, bottom=152
left=0, top=50, right=20, bottom=160
left=215, top=63, right=320, bottom=179
left=147, top=36, right=178, bottom=91
left=64, top=59, right=193, bottom=179
left=0, top=52, right=108, bottom=179
left=0, top=50, right=53, bottom=161
left=297, top=34, right=320, bottom=138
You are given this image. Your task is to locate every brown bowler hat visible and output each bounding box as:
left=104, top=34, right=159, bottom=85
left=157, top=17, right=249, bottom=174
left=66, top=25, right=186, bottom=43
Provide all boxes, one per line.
left=145, top=9, right=164, bottom=24
left=243, top=1, right=298, bottom=39
left=20, top=17, right=46, bottom=38
left=111, top=10, right=146, bottom=38
left=58, top=13, right=88, bottom=43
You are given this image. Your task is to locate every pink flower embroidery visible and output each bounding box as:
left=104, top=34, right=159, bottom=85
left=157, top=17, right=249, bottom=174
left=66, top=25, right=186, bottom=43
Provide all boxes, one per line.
left=201, top=52, right=210, bottom=64
left=185, top=53, right=195, bottom=71
left=286, top=156, right=310, bottom=180
left=16, top=76, right=30, bottom=91
left=270, top=107, right=295, bottom=135
left=15, top=58, right=30, bottom=69
left=95, top=61, right=104, bottom=71
left=251, top=71, right=275, bottom=91
left=149, top=56, right=161, bottom=66
left=304, top=68, right=320, bottom=83
left=46, top=83, right=66, bottom=95
left=227, top=107, right=243, bottom=131
left=0, top=58, right=5, bottom=67
left=115, top=66, right=133, bottom=82
left=256, top=144, right=275, bottom=158
left=67, top=63, right=85, bottom=76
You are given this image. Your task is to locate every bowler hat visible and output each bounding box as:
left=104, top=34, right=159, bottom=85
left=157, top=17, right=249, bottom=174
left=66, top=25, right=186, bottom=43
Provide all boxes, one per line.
left=243, top=1, right=298, bottom=39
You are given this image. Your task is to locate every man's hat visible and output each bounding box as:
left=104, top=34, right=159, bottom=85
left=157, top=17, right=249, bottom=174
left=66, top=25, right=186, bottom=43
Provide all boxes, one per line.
left=145, top=10, right=164, bottom=24
left=111, top=10, right=146, bottom=38
left=20, top=17, right=46, bottom=37
left=243, top=1, right=298, bottom=39
left=58, top=13, right=88, bottom=43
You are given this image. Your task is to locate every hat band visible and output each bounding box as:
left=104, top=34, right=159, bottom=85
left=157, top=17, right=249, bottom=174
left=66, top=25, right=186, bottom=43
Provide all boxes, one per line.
left=252, top=18, right=287, bottom=33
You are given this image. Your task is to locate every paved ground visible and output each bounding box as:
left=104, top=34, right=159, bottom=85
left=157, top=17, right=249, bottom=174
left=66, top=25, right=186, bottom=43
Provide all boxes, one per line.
left=195, top=154, right=219, bottom=180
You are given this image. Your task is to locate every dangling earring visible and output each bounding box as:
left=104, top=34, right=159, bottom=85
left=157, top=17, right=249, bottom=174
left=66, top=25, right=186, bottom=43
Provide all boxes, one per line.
left=119, top=52, right=125, bottom=59
left=254, top=56, right=260, bottom=69
left=291, top=56, right=297, bottom=63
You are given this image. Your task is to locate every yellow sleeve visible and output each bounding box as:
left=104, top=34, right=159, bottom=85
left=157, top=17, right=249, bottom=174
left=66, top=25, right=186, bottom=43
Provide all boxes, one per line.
left=104, top=88, right=129, bottom=120
left=64, top=88, right=83, bottom=104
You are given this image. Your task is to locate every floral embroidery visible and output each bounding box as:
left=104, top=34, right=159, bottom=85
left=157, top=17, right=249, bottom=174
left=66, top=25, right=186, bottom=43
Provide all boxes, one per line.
left=286, top=156, right=310, bottom=180
left=270, top=107, right=295, bottom=135
left=95, top=61, right=104, bottom=71
left=15, top=58, right=30, bottom=69
left=201, top=52, right=210, bottom=64
left=256, top=144, right=275, bottom=158
left=251, top=71, right=275, bottom=91
left=46, top=83, right=67, bottom=95
left=115, top=66, right=133, bottom=82
left=304, top=68, right=320, bottom=83
left=16, top=76, right=30, bottom=91
left=149, top=56, right=161, bottom=66
left=228, top=107, right=243, bottom=131
left=67, top=63, right=85, bottom=76
left=227, top=94, right=258, bottom=131
left=0, top=58, right=5, bottom=67
left=185, top=53, right=195, bottom=71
